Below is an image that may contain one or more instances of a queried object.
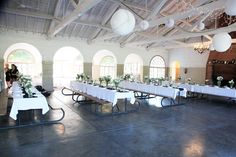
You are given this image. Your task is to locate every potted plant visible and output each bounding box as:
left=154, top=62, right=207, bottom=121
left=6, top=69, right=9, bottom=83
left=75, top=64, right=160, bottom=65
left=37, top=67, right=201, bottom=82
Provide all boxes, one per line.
left=217, top=76, right=223, bottom=87
left=98, top=77, right=104, bottom=86
left=113, top=79, right=121, bottom=90
left=104, top=75, right=111, bottom=87
left=123, top=74, right=131, bottom=81
left=187, top=78, right=191, bottom=84
left=19, top=74, right=33, bottom=97
left=229, top=79, right=234, bottom=88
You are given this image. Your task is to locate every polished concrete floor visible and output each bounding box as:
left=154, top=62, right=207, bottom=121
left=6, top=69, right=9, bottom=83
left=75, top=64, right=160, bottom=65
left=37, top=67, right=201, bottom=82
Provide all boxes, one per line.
left=0, top=91, right=236, bottom=157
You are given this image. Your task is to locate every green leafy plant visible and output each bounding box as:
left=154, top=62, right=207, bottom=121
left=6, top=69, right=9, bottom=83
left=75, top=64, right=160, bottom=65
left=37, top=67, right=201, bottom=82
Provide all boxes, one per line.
left=18, top=74, right=33, bottom=97
left=113, top=78, right=121, bottom=89
left=98, top=77, right=104, bottom=86
left=103, top=75, right=112, bottom=87
left=123, top=74, right=131, bottom=81
left=229, top=79, right=234, bottom=88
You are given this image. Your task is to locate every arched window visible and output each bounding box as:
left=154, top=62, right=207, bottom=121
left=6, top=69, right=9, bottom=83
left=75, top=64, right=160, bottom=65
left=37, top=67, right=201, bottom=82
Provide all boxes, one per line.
left=124, top=53, right=143, bottom=81
left=53, top=47, right=83, bottom=88
left=4, top=43, right=42, bottom=85
left=100, top=56, right=115, bottom=78
left=92, top=50, right=117, bottom=80
left=149, top=56, right=165, bottom=78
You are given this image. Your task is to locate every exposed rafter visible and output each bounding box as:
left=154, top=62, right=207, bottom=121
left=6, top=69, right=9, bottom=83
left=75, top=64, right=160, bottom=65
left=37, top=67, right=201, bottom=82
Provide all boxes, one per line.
left=127, top=23, right=236, bottom=46
left=87, top=3, right=119, bottom=42
left=148, top=0, right=224, bottom=28
left=48, top=0, right=102, bottom=37
left=120, top=0, right=168, bottom=46
left=47, top=0, right=62, bottom=35
left=0, top=8, right=60, bottom=22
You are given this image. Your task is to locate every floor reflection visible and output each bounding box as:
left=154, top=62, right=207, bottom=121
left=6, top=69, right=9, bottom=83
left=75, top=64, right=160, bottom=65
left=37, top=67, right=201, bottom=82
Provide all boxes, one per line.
left=183, top=135, right=205, bottom=157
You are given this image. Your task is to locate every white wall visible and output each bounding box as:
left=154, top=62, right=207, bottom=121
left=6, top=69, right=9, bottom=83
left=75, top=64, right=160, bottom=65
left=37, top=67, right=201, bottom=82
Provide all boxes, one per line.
left=168, top=48, right=209, bottom=68
left=0, top=30, right=168, bottom=65
left=168, top=48, right=209, bottom=83
left=0, top=30, right=169, bottom=89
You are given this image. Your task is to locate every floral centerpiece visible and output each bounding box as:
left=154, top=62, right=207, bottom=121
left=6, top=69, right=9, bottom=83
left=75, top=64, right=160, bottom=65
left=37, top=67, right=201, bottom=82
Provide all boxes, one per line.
left=18, top=74, right=33, bottom=97
left=150, top=78, right=157, bottom=84
left=229, top=79, right=234, bottom=88
left=113, top=78, right=121, bottom=90
left=144, top=76, right=150, bottom=84
left=76, top=73, right=83, bottom=82
left=98, top=77, right=104, bottom=86
left=158, top=77, right=165, bottom=85
left=123, top=74, right=131, bottom=81
left=217, top=76, right=223, bottom=87
left=186, top=78, right=191, bottom=84
left=103, top=75, right=112, bottom=87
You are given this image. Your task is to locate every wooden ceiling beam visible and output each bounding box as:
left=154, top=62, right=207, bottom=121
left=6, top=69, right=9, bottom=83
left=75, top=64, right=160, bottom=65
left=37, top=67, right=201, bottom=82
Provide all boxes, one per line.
left=48, top=0, right=102, bottom=37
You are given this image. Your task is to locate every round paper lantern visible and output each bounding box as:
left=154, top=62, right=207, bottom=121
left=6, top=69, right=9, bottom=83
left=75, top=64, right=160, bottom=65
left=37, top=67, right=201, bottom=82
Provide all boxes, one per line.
left=198, top=22, right=205, bottom=31
left=165, top=19, right=175, bottom=28
left=225, top=0, right=236, bottom=16
left=212, top=32, right=232, bottom=52
left=110, top=9, right=135, bottom=36
left=139, top=20, right=149, bottom=30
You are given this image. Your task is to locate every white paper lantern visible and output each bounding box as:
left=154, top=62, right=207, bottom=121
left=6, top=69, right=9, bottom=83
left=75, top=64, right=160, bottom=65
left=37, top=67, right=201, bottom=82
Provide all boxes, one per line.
left=165, top=19, right=175, bottom=28
left=212, top=32, right=232, bottom=52
left=198, top=22, right=205, bottom=31
left=110, top=9, right=135, bottom=36
left=225, top=0, right=236, bottom=16
left=139, top=20, right=149, bottom=30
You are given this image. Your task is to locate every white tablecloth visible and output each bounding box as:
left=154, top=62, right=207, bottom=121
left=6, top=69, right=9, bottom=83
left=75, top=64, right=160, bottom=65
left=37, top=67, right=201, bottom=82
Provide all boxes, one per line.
left=70, top=81, right=135, bottom=106
left=179, top=84, right=236, bottom=98
left=119, top=81, right=187, bottom=99
left=9, top=82, right=49, bottom=120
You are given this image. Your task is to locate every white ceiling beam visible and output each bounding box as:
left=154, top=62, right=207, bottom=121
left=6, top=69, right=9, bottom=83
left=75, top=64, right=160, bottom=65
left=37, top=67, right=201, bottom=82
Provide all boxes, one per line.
left=70, top=0, right=78, bottom=8
left=148, top=38, right=236, bottom=51
left=88, top=3, right=119, bottom=42
left=48, top=0, right=102, bottom=37
left=127, top=23, right=236, bottom=45
left=193, top=0, right=211, bottom=7
left=111, top=1, right=152, bottom=13
left=109, top=0, right=143, bottom=21
left=72, top=21, right=111, bottom=31
left=148, top=0, right=225, bottom=28
left=0, top=8, right=60, bottom=22
left=147, top=0, right=168, bottom=20
left=47, top=0, right=62, bottom=35
left=120, top=0, right=168, bottom=46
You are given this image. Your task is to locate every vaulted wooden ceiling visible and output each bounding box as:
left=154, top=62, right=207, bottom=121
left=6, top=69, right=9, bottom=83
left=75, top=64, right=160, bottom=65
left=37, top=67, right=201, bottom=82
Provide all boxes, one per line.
left=0, top=0, right=235, bottom=51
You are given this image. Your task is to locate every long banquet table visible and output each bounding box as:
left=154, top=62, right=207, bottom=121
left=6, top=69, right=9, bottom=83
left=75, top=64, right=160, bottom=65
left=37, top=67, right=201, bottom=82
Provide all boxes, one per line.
left=9, top=82, right=50, bottom=120
left=179, top=84, right=236, bottom=99
left=118, top=81, right=187, bottom=107
left=70, top=81, right=136, bottom=106
left=119, top=81, right=187, bottom=99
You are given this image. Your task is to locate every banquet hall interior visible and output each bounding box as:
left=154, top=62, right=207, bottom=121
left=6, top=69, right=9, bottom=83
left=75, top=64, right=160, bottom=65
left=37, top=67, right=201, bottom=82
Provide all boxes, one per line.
left=0, top=0, right=236, bottom=156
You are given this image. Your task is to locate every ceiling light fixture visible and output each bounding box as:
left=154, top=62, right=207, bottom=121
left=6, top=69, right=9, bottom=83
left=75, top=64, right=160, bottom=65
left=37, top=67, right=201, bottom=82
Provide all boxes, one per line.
left=193, top=36, right=209, bottom=54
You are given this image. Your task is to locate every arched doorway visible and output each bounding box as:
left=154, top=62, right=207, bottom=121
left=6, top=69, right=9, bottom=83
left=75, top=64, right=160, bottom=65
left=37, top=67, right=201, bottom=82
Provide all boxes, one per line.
left=53, top=46, right=83, bottom=88
left=171, top=61, right=180, bottom=81
left=92, top=50, right=117, bottom=81
left=124, top=53, right=143, bottom=81
left=4, top=43, right=42, bottom=85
